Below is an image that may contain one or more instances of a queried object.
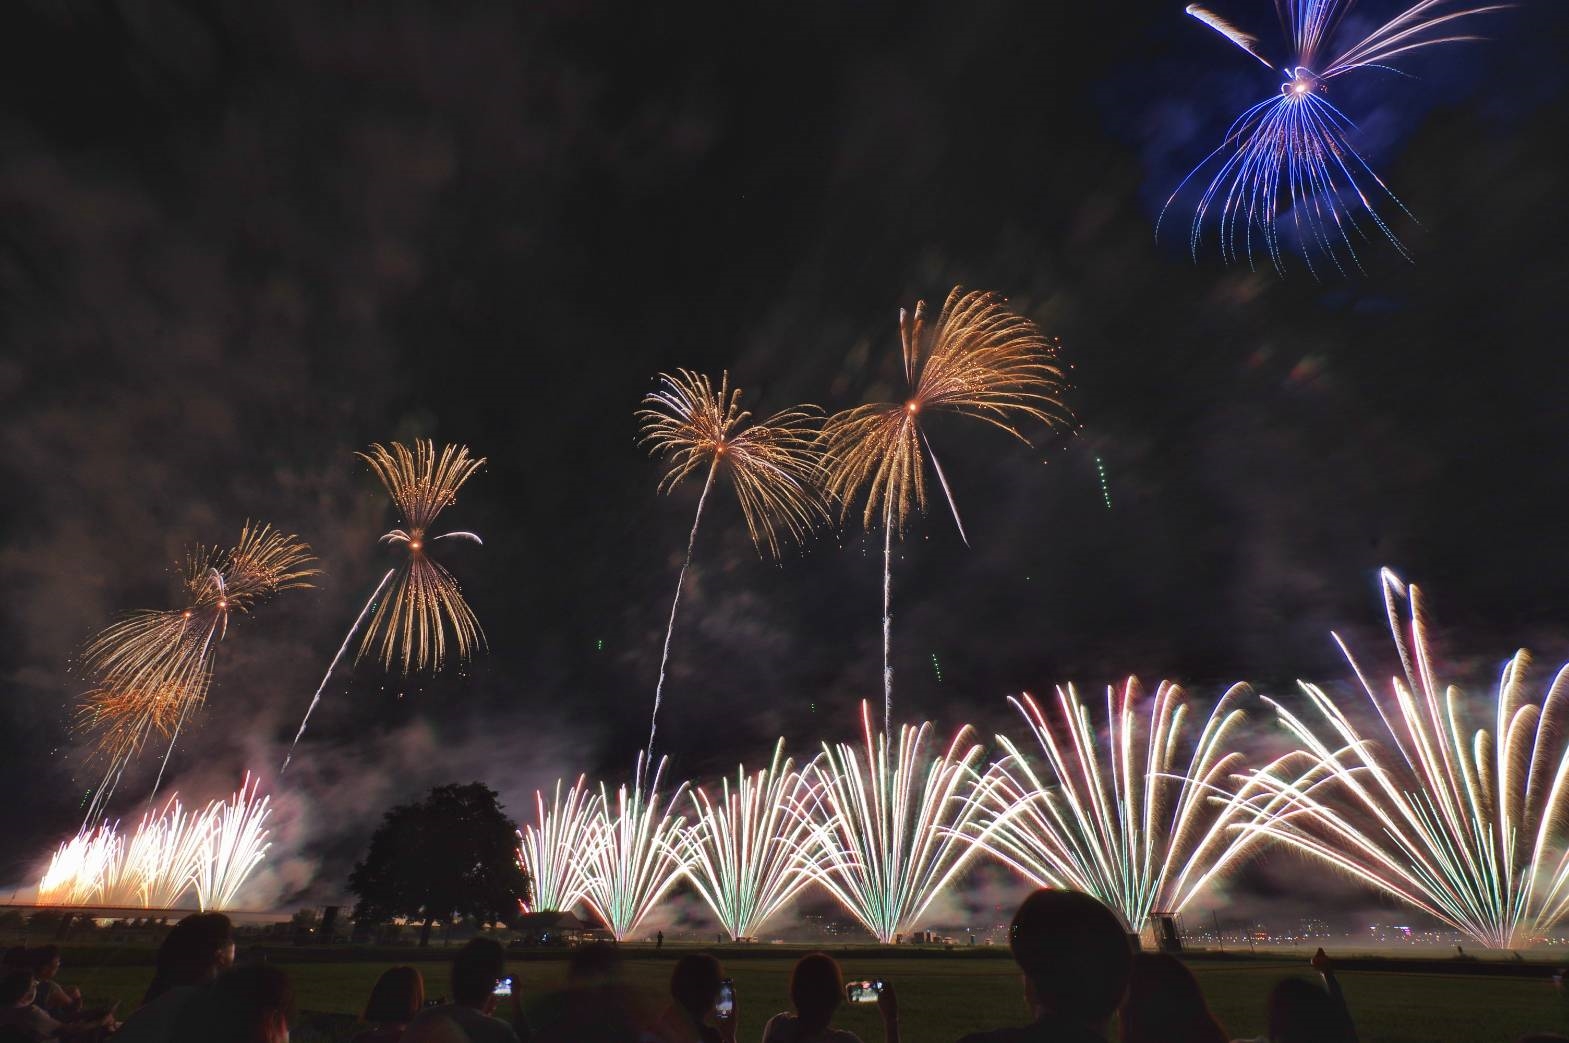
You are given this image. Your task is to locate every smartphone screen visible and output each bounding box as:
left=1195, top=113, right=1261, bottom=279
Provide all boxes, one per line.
left=846, top=980, right=883, bottom=1004
left=715, top=978, right=735, bottom=1018
left=494, top=976, right=513, bottom=998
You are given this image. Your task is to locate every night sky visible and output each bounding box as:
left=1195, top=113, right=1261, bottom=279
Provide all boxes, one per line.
left=3, top=0, right=1569, bottom=918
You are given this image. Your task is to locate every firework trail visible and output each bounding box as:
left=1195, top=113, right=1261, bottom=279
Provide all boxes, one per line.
left=38, top=777, right=272, bottom=911
left=639, top=370, right=826, bottom=753
left=1240, top=569, right=1569, bottom=949
left=579, top=754, right=692, bottom=940
left=357, top=441, right=488, bottom=674
left=77, top=524, right=316, bottom=820
left=282, top=441, right=485, bottom=771
left=1165, top=1, right=1508, bottom=274
left=970, top=681, right=1270, bottom=935
left=517, top=775, right=602, bottom=913
left=821, top=288, right=1070, bottom=732
left=681, top=739, right=819, bottom=940
left=800, top=702, right=987, bottom=942
left=280, top=568, right=396, bottom=773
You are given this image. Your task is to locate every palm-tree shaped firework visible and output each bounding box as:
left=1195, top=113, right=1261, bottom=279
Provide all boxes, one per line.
left=580, top=755, right=693, bottom=941
left=517, top=775, right=602, bottom=914
left=77, top=523, right=316, bottom=820
left=681, top=739, right=819, bottom=941
left=821, top=287, right=1069, bottom=733
left=282, top=440, right=486, bottom=771
left=800, top=702, right=987, bottom=943
left=970, top=681, right=1269, bottom=935
left=1241, top=569, right=1569, bottom=949
left=638, top=370, right=826, bottom=753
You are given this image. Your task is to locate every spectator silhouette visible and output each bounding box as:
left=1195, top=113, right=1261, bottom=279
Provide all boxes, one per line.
left=1232, top=949, right=1356, bottom=1043
left=25, top=948, right=80, bottom=1018
left=1119, top=953, right=1226, bottom=1043
left=761, top=952, right=899, bottom=1043
left=170, top=964, right=292, bottom=1043
left=956, top=889, right=1133, bottom=1043
left=529, top=943, right=651, bottom=1043
left=353, top=966, right=423, bottom=1043
left=402, top=938, right=524, bottom=1043
left=115, top=912, right=235, bottom=1043
left=654, top=953, right=734, bottom=1043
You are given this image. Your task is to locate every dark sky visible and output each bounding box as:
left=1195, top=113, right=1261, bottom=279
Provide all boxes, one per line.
left=3, top=0, right=1568, bottom=913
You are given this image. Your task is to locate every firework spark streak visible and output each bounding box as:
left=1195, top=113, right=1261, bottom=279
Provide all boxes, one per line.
left=1240, top=570, right=1569, bottom=949
left=821, top=288, right=1070, bottom=732
left=1164, top=1, right=1508, bottom=274
left=517, top=775, right=602, bottom=913
left=579, top=755, right=692, bottom=940
left=800, top=703, right=987, bottom=943
left=680, top=739, right=819, bottom=941
left=192, top=774, right=273, bottom=911
left=638, top=370, right=826, bottom=753
left=358, top=441, right=487, bottom=674
left=77, top=524, right=316, bottom=820
left=38, top=776, right=272, bottom=911
left=280, top=568, right=397, bottom=773
left=970, top=681, right=1269, bottom=935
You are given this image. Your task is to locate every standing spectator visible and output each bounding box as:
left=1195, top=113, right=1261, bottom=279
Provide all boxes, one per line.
left=654, top=954, right=735, bottom=1043
left=170, top=965, right=292, bottom=1043
left=761, top=953, right=899, bottom=1043
left=354, top=966, right=424, bottom=1043
left=402, top=938, right=525, bottom=1043
left=115, top=912, right=235, bottom=1043
left=956, top=889, right=1133, bottom=1043
left=25, top=949, right=80, bottom=1018
left=1120, top=953, right=1226, bottom=1043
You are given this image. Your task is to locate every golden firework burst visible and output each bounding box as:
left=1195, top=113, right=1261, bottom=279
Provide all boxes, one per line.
left=356, top=440, right=487, bottom=674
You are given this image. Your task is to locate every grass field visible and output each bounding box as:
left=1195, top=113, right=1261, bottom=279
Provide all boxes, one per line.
left=49, top=948, right=1569, bottom=1042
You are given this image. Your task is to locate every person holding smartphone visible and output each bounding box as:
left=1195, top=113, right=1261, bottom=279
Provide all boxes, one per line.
left=403, top=938, right=526, bottom=1043
left=655, top=953, right=737, bottom=1043
left=761, top=953, right=899, bottom=1043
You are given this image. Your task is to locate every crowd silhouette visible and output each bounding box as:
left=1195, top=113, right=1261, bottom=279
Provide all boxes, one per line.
left=3, top=890, right=1565, bottom=1042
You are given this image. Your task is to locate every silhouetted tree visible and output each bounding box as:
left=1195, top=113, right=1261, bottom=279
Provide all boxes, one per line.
left=349, top=782, right=530, bottom=946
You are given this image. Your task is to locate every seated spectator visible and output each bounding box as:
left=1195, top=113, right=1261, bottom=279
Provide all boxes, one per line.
left=402, top=938, right=524, bottom=1043
left=956, top=889, right=1133, bottom=1043
left=1119, top=953, right=1226, bottom=1043
left=354, top=966, right=423, bottom=1043
left=26, top=948, right=81, bottom=1018
left=114, top=912, right=235, bottom=1043
left=170, top=965, right=292, bottom=1043
left=761, top=953, right=898, bottom=1043
left=654, top=954, right=735, bottom=1043
left=529, top=943, right=651, bottom=1043
left=0, top=971, right=114, bottom=1042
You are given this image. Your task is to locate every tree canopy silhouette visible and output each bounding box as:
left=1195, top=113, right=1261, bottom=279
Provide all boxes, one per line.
left=349, top=781, right=529, bottom=945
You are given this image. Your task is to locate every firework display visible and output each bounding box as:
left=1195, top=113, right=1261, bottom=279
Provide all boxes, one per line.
left=517, top=775, right=602, bottom=914
left=971, top=681, right=1270, bottom=935
left=578, top=755, right=693, bottom=941
left=821, top=287, right=1070, bottom=732
left=1240, top=570, right=1569, bottom=949
left=358, top=440, right=487, bottom=674
left=37, top=775, right=272, bottom=912
left=1165, top=1, right=1507, bottom=273
left=76, top=523, right=316, bottom=819
left=681, top=739, right=819, bottom=941
left=798, top=703, right=988, bottom=943
left=639, top=370, right=826, bottom=753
